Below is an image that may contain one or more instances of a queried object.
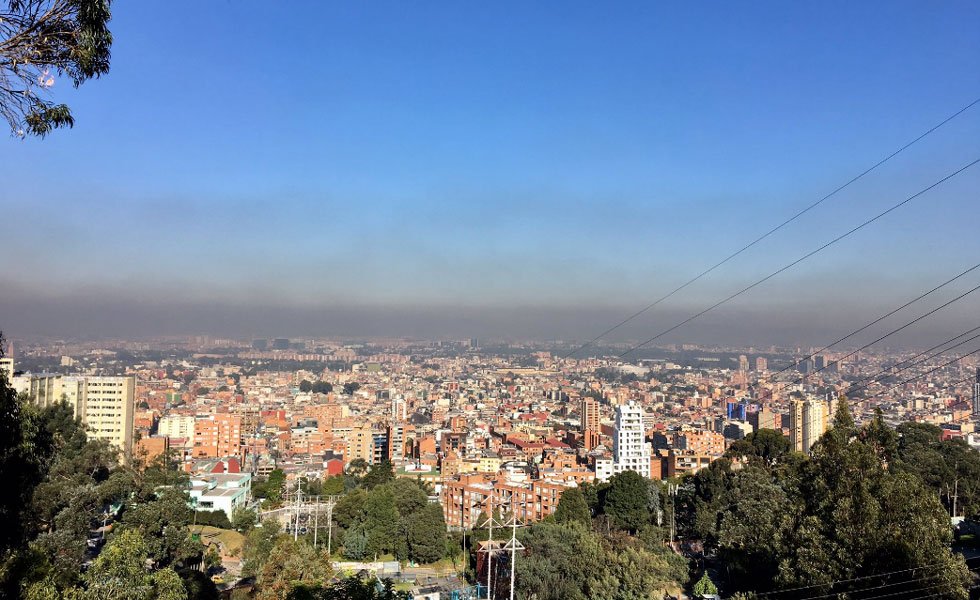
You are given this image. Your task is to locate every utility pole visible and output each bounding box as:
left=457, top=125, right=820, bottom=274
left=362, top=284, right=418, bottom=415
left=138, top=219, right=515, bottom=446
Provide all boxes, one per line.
left=502, top=512, right=525, bottom=600
left=952, top=460, right=960, bottom=518
left=325, top=496, right=337, bottom=556
left=294, top=482, right=303, bottom=541
left=667, top=482, right=678, bottom=549
left=478, top=498, right=501, bottom=600
left=314, top=496, right=319, bottom=547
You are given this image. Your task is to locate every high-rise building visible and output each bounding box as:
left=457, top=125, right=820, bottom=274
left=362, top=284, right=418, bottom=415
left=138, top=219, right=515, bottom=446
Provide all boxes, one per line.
left=579, top=397, right=600, bottom=432
left=790, top=397, right=833, bottom=453
left=372, top=431, right=390, bottom=464
left=348, top=425, right=374, bottom=464
left=391, top=397, right=407, bottom=421
left=74, top=376, right=136, bottom=457
left=727, top=400, right=748, bottom=421
left=738, top=355, right=749, bottom=372
left=13, top=374, right=135, bottom=457
left=973, top=368, right=980, bottom=417
left=611, top=401, right=651, bottom=478
left=749, top=406, right=778, bottom=431
left=755, top=357, right=768, bottom=372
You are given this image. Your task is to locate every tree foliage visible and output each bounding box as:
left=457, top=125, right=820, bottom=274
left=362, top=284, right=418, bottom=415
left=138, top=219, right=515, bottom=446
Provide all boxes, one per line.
left=406, top=502, right=447, bottom=564
left=553, top=486, right=591, bottom=526
left=255, top=537, right=332, bottom=600
left=513, top=522, right=686, bottom=600
left=602, top=471, right=652, bottom=533
left=287, top=576, right=408, bottom=600
left=692, top=572, right=718, bottom=598
left=689, top=403, right=973, bottom=598
left=0, top=0, right=113, bottom=137
left=893, top=422, right=980, bottom=519
left=242, top=520, right=282, bottom=578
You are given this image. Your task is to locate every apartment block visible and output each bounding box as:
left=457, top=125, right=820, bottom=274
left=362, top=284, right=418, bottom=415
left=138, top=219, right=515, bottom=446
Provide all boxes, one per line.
left=611, top=401, right=651, bottom=478
left=159, top=414, right=196, bottom=442
left=193, top=413, right=243, bottom=459
left=441, top=473, right=569, bottom=529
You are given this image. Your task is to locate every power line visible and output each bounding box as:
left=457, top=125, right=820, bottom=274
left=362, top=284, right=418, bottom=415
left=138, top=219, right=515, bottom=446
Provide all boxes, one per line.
left=616, top=157, right=980, bottom=359
left=775, top=263, right=980, bottom=377
left=858, top=347, right=980, bottom=400
left=787, top=280, right=980, bottom=385
left=561, top=95, right=980, bottom=360
left=848, top=326, right=980, bottom=391
left=789, top=565, right=979, bottom=600
left=801, top=581, right=946, bottom=600
left=889, top=325, right=980, bottom=372
left=754, top=556, right=979, bottom=597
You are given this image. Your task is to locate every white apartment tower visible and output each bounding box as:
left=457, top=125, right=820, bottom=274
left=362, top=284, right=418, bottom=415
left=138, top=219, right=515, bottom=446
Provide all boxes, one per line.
left=611, top=401, right=651, bottom=478
left=11, top=373, right=135, bottom=458
left=73, top=376, right=136, bottom=457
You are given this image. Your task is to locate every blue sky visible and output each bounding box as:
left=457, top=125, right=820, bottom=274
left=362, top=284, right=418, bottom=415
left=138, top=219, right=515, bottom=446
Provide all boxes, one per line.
left=2, top=1, right=979, bottom=342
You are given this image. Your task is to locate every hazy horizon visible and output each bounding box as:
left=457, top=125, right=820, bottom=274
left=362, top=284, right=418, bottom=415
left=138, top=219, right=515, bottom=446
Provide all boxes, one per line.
left=2, top=1, right=979, bottom=348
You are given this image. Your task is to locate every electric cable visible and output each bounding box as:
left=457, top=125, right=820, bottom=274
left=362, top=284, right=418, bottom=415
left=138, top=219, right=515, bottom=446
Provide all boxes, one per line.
left=774, top=263, right=980, bottom=377
left=617, top=158, right=980, bottom=359
left=561, top=96, right=980, bottom=360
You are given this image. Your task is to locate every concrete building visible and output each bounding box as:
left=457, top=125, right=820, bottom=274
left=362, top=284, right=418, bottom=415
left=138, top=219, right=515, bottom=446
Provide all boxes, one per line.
left=188, top=472, right=252, bottom=520
left=193, top=414, right=242, bottom=459
left=579, top=397, right=600, bottom=432
left=348, top=424, right=374, bottom=465
left=597, top=401, right=652, bottom=481
left=11, top=373, right=65, bottom=407
left=13, top=374, right=135, bottom=457
left=78, top=376, right=136, bottom=456
left=791, top=397, right=835, bottom=453
left=159, top=414, right=196, bottom=442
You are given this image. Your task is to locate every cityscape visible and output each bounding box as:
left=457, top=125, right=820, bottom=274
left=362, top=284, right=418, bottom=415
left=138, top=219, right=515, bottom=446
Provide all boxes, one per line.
left=2, top=2, right=980, bottom=600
